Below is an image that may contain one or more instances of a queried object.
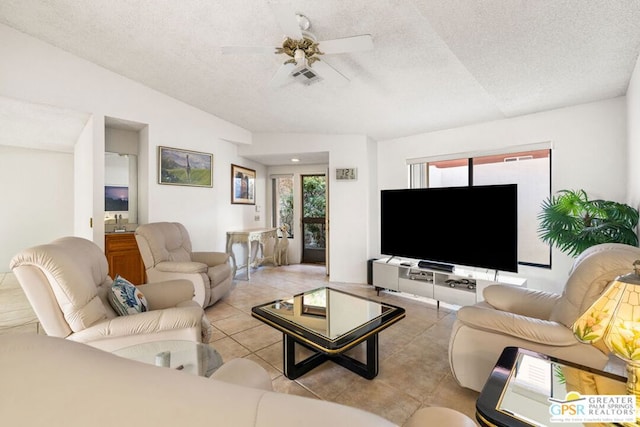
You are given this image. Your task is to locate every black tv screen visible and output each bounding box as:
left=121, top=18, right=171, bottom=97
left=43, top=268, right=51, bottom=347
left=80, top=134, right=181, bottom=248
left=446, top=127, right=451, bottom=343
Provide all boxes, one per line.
left=380, top=184, right=518, bottom=272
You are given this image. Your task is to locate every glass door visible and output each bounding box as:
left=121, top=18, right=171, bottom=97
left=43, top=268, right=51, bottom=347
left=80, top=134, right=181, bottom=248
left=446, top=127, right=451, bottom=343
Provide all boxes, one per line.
left=301, top=174, right=326, bottom=264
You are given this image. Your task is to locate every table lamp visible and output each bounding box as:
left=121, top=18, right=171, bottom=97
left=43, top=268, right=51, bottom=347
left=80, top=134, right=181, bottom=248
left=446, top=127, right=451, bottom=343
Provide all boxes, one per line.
left=573, top=260, right=640, bottom=421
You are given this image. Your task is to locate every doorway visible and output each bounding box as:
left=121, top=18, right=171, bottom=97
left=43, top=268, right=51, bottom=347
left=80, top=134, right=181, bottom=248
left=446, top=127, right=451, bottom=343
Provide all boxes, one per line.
left=301, top=174, right=326, bottom=264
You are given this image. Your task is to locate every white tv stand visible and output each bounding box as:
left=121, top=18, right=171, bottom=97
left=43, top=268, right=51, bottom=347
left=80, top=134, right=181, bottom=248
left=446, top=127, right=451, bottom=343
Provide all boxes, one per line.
left=372, top=258, right=526, bottom=307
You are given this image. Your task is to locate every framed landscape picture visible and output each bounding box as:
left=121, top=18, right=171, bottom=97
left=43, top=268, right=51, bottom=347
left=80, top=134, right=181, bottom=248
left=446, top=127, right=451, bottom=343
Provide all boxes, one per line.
left=158, top=146, right=213, bottom=187
left=104, top=186, right=129, bottom=211
left=231, top=164, right=255, bottom=205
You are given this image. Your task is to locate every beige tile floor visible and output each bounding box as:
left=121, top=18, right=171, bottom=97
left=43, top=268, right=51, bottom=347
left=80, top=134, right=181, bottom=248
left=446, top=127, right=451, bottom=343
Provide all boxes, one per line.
left=0, top=265, right=479, bottom=426
left=0, top=272, right=40, bottom=335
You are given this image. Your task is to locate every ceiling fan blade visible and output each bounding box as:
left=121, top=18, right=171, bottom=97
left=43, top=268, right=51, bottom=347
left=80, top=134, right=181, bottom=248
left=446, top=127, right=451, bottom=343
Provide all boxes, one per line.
left=311, top=59, right=349, bottom=85
left=319, top=34, right=374, bottom=55
left=269, top=2, right=303, bottom=39
left=220, top=46, right=278, bottom=55
left=269, top=62, right=296, bottom=88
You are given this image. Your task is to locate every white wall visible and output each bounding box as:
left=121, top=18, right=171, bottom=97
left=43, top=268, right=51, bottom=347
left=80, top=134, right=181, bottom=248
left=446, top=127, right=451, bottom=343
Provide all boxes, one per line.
left=76, top=114, right=104, bottom=242
left=241, top=133, right=373, bottom=283
left=0, top=146, right=74, bottom=269
left=377, top=97, right=628, bottom=293
left=105, top=127, right=139, bottom=155
left=627, top=54, right=640, bottom=213
left=366, top=136, right=379, bottom=274
left=0, top=23, right=258, bottom=264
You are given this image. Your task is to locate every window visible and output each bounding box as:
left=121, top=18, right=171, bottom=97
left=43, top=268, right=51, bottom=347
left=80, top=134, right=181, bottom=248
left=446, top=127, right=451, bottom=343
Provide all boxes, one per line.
left=271, top=175, right=294, bottom=238
left=428, top=158, right=470, bottom=188
left=409, top=148, right=551, bottom=268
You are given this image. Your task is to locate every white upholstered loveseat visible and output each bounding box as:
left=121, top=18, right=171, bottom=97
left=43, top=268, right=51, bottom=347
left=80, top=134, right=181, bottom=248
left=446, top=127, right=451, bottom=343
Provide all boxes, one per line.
left=0, top=334, right=476, bottom=427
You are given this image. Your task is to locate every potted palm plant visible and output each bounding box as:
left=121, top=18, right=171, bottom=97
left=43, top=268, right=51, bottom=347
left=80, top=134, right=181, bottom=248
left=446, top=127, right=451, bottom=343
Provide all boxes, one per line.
left=538, top=189, right=639, bottom=257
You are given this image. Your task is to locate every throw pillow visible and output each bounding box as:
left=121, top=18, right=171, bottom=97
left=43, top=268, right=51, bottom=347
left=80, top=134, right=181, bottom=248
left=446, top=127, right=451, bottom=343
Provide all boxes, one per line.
left=109, top=275, right=148, bottom=316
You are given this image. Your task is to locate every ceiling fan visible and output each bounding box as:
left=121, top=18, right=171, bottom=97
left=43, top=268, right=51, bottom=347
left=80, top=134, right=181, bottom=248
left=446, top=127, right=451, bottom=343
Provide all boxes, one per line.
left=220, top=4, right=374, bottom=87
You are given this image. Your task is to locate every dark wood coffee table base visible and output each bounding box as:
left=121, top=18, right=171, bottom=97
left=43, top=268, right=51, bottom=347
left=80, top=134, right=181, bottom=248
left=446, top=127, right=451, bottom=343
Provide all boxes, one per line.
left=284, top=334, right=379, bottom=380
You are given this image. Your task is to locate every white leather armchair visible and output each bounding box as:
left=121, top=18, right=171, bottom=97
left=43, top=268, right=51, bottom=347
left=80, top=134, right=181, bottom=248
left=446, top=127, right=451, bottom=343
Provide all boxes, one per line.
left=135, top=222, right=233, bottom=308
left=10, top=236, right=212, bottom=352
left=449, top=243, right=640, bottom=392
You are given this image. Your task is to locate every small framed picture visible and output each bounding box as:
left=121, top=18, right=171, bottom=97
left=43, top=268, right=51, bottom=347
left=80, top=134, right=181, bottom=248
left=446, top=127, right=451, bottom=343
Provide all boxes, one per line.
left=158, top=146, right=213, bottom=187
left=336, top=168, right=357, bottom=181
left=231, top=164, right=256, bottom=205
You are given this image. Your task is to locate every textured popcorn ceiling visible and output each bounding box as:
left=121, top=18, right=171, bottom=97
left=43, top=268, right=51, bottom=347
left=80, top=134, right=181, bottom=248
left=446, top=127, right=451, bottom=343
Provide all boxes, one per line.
left=1, top=1, right=640, bottom=160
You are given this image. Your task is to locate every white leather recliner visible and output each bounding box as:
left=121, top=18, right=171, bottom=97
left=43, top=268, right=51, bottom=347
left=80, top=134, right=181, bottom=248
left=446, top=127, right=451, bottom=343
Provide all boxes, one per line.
left=135, top=222, right=233, bottom=308
left=10, top=236, right=212, bottom=352
left=449, top=243, right=640, bottom=392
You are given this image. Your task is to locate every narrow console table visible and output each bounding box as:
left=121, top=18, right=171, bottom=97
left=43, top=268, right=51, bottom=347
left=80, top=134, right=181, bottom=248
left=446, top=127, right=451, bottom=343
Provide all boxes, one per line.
left=226, top=228, right=278, bottom=279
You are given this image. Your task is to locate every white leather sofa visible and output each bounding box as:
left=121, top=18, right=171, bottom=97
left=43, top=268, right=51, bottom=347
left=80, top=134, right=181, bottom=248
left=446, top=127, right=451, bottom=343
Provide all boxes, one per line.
left=449, top=243, right=640, bottom=392
left=10, top=236, right=212, bottom=351
left=0, top=334, right=476, bottom=427
left=135, top=222, right=233, bottom=308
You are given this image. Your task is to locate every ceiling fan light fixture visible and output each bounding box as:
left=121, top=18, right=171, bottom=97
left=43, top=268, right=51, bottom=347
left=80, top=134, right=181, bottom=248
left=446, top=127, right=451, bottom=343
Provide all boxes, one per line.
left=294, top=49, right=306, bottom=64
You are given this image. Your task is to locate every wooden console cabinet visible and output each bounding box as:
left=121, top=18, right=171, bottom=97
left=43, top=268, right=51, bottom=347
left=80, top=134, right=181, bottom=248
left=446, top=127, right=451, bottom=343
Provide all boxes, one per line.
left=105, top=233, right=146, bottom=285
left=372, top=257, right=526, bottom=307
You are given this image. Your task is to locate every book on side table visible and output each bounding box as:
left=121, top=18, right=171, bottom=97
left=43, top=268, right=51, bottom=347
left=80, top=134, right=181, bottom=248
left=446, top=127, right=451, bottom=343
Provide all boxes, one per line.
left=476, top=347, right=630, bottom=427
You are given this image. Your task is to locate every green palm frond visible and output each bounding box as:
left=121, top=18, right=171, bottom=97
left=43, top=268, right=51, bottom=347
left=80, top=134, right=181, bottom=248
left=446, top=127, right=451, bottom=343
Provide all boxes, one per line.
left=538, top=189, right=639, bottom=257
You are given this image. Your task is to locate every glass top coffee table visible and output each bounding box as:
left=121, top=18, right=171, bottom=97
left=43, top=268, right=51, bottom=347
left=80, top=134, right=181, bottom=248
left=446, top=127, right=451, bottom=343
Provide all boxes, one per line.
left=251, top=287, right=405, bottom=380
left=112, top=340, right=223, bottom=377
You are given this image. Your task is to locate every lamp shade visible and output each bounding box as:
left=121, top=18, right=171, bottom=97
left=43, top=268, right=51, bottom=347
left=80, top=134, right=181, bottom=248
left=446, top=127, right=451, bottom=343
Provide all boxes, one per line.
left=573, top=268, right=640, bottom=362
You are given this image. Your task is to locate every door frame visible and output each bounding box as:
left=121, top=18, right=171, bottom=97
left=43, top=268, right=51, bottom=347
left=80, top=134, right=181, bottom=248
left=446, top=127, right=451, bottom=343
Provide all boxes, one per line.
left=300, top=173, right=328, bottom=273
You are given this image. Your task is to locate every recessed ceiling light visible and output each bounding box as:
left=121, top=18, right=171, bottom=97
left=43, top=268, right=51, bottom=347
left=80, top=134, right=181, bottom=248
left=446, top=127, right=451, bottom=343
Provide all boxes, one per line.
left=291, top=158, right=300, bottom=162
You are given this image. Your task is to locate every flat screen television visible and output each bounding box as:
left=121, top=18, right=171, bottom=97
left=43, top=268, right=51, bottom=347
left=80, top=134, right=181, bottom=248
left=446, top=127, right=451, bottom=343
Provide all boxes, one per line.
left=380, top=184, right=518, bottom=272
